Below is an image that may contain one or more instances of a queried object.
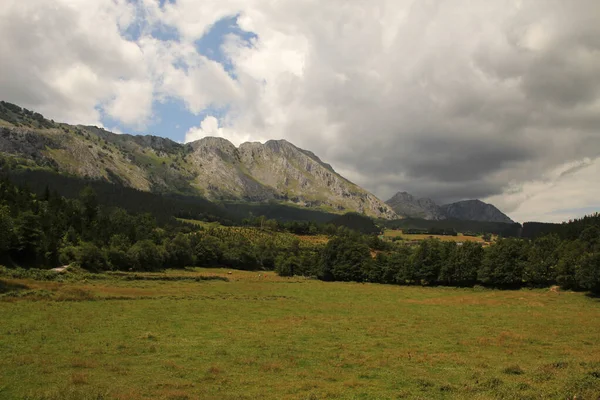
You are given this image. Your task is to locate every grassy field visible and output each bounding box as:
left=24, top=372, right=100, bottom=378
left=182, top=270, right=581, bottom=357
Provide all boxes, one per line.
left=1, top=269, right=600, bottom=400
left=383, top=230, right=486, bottom=243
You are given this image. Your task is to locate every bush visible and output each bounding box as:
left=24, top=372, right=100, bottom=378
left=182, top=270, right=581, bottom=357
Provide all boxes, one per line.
left=127, top=240, right=166, bottom=271
left=274, top=255, right=300, bottom=277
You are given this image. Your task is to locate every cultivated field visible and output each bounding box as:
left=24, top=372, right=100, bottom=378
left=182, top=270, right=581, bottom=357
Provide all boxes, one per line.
left=383, top=230, right=486, bottom=243
left=1, top=269, right=600, bottom=399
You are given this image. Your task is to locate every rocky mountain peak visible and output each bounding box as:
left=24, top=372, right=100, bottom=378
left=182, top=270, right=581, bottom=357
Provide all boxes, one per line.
left=0, top=102, right=397, bottom=219
left=385, top=191, right=446, bottom=220
left=440, top=199, right=514, bottom=223
left=386, top=191, right=513, bottom=223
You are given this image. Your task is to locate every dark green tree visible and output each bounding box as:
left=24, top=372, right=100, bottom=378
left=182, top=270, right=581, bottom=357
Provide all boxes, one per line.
left=479, top=238, right=529, bottom=287
left=525, top=234, right=560, bottom=286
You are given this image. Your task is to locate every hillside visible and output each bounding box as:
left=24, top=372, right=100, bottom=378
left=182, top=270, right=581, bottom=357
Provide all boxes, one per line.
left=440, top=199, right=514, bottom=224
left=385, top=192, right=446, bottom=220
left=0, top=101, right=396, bottom=220
left=386, top=190, right=513, bottom=223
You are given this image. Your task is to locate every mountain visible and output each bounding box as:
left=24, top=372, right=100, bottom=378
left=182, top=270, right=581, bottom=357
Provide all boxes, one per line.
left=440, top=200, right=514, bottom=224
left=385, top=192, right=446, bottom=220
left=0, top=101, right=397, bottom=220
left=385, top=191, right=514, bottom=223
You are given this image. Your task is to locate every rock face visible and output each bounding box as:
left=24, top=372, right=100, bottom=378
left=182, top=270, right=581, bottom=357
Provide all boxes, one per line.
left=385, top=192, right=446, bottom=220
left=440, top=200, right=514, bottom=223
left=0, top=101, right=397, bottom=219
left=386, top=191, right=514, bottom=223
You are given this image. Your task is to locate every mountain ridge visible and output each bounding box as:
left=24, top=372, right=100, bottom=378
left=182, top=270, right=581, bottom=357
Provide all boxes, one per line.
left=385, top=191, right=513, bottom=223
left=0, top=101, right=397, bottom=219
left=385, top=192, right=446, bottom=220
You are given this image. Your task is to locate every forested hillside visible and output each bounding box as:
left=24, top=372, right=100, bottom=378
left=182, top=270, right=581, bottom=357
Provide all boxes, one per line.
left=522, top=214, right=600, bottom=239
left=383, top=217, right=522, bottom=237
left=0, top=177, right=329, bottom=272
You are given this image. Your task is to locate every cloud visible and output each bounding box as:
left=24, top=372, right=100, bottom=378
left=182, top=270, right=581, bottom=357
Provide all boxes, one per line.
left=185, top=115, right=261, bottom=146
left=211, top=0, right=600, bottom=218
left=0, top=0, right=146, bottom=125
left=1, top=0, right=599, bottom=222
left=104, top=80, right=154, bottom=128
left=485, top=157, right=600, bottom=223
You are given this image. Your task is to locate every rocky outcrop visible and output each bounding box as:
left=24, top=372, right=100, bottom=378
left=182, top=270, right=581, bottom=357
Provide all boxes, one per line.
left=386, top=192, right=514, bottom=223
left=440, top=200, right=514, bottom=223
left=0, top=102, right=397, bottom=219
left=385, top=192, right=446, bottom=220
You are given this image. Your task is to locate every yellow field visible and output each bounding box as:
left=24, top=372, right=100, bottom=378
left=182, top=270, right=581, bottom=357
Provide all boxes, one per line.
left=383, top=229, right=486, bottom=243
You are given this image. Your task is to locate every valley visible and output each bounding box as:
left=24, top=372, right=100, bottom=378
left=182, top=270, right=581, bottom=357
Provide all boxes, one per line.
left=2, top=269, right=600, bottom=400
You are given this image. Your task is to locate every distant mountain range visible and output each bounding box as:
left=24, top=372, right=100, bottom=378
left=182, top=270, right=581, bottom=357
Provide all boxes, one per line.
left=385, top=192, right=514, bottom=223
left=0, top=101, right=515, bottom=224
left=0, top=101, right=396, bottom=219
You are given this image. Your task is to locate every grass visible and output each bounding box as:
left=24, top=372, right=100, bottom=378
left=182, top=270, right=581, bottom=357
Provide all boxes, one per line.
left=1, top=269, right=600, bottom=399
left=383, top=229, right=486, bottom=243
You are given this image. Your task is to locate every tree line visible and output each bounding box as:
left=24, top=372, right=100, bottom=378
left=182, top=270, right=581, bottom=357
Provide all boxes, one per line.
left=1, top=176, right=598, bottom=294
left=0, top=177, right=327, bottom=272
left=290, top=224, right=600, bottom=294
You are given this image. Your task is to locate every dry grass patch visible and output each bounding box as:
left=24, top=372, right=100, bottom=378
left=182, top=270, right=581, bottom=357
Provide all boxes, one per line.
left=70, top=372, right=89, bottom=385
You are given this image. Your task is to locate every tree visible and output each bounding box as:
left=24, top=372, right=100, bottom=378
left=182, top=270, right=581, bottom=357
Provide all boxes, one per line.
left=165, top=233, right=194, bottom=268
left=479, top=238, right=529, bottom=287
left=106, top=234, right=132, bottom=270
left=410, top=239, right=444, bottom=285
left=555, top=240, right=585, bottom=290
left=452, top=241, right=483, bottom=286
left=319, top=235, right=371, bottom=282
left=437, top=241, right=459, bottom=285
left=222, top=238, right=260, bottom=270
left=275, top=254, right=300, bottom=277
left=391, top=245, right=414, bottom=284
left=76, top=242, right=108, bottom=272
left=13, top=211, right=44, bottom=266
left=525, top=235, right=560, bottom=286
left=194, top=235, right=223, bottom=266
left=576, top=252, right=600, bottom=294
left=128, top=240, right=166, bottom=271
left=0, top=205, right=14, bottom=255
left=79, top=186, right=98, bottom=226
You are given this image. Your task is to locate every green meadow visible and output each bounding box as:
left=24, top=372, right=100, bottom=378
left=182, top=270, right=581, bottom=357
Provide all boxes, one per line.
left=1, top=269, right=599, bottom=400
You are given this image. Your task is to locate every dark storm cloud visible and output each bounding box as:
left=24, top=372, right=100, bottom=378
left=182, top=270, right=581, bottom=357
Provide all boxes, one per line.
left=2, top=0, right=600, bottom=219
left=401, top=137, right=535, bottom=182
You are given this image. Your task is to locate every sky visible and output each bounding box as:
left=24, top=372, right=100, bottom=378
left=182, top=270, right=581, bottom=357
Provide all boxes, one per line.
left=1, top=0, right=599, bottom=223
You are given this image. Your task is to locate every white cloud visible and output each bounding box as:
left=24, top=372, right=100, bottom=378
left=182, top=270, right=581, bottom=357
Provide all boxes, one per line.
left=485, top=157, right=600, bottom=223
left=104, top=80, right=154, bottom=128
left=185, top=115, right=259, bottom=146
left=1, top=0, right=600, bottom=222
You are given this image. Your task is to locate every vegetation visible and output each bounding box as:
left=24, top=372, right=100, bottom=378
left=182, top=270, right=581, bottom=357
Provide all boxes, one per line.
left=0, top=100, right=56, bottom=129
left=0, top=176, right=339, bottom=275
left=222, top=201, right=339, bottom=223
left=522, top=213, right=600, bottom=239
left=309, top=228, right=600, bottom=292
left=4, top=169, right=236, bottom=224
left=1, top=269, right=600, bottom=399
left=383, top=229, right=486, bottom=244
left=328, top=212, right=381, bottom=234
left=1, top=174, right=599, bottom=294
left=383, top=217, right=522, bottom=238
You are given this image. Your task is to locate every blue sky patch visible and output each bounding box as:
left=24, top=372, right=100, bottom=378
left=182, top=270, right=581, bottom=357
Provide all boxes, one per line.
left=102, top=14, right=256, bottom=142
left=194, top=15, right=257, bottom=74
